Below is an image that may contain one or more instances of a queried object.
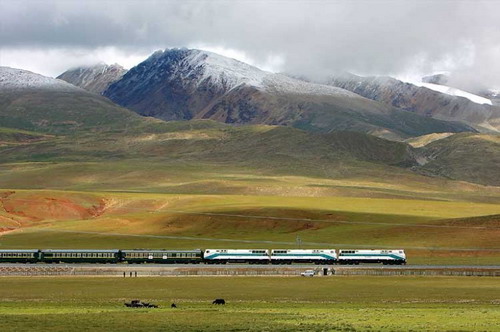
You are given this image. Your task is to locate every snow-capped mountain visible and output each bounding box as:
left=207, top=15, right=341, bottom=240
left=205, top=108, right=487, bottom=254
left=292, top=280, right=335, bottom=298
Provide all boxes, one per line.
left=165, top=49, right=357, bottom=97
left=103, top=48, right=470, bottom=139
left=0, top=67, right=79, bottom=91
left=321, top=73, right=500, bottom=133
left=57, top=63, right=126, bottom=94
left=0, top=66, right=139, bottom=134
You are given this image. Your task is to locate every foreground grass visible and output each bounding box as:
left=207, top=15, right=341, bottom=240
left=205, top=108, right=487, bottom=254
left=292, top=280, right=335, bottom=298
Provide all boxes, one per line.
left=0, top=276, right=498, bottom=331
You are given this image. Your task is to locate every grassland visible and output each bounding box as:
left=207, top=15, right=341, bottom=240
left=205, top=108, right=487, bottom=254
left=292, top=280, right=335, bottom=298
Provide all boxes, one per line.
left=1, top=189, right=500, bottom=264
left=1, top=120, right=499, bottom=265
left=0, top=276, right=498, bottom=331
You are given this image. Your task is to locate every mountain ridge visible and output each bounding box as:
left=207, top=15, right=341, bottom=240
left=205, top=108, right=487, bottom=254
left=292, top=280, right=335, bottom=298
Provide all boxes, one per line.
left=320, top=73, right=500, bottom=133
left=57, top=63, right=127, bottom=94
left=103, top=48, right=472, bottom=140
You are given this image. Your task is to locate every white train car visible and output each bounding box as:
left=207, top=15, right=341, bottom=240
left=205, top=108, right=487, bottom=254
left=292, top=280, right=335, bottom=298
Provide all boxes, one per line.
left=338, top=249, right=406, bottom=265
left=203, top=249, right=270, bottom=264
left=270, top=249, right=337, bottom=264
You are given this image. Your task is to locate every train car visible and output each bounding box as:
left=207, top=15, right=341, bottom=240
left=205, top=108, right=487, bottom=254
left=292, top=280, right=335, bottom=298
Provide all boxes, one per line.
left=40, top=249, right=120, bottom=263
left=203, top=249, right=270, bottom=264
left=338, top=249, right=406, bottom=265
left=270, top=249, right=337, bottom=264
left=121, top=249, right=203, bottom=264
left=0, top=249, right=40, bottom=263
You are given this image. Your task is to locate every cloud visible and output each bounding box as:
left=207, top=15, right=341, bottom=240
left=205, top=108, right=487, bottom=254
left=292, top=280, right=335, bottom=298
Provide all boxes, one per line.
left=1, top=0, right=500, bottom=88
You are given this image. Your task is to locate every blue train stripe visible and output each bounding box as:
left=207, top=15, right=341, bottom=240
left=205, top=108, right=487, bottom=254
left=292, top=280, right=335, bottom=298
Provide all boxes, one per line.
left=271, top=254, right=336, bottom=259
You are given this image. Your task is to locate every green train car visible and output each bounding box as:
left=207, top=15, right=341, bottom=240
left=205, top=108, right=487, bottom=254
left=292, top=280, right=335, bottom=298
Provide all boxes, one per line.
left=0, top=249, right=40, bottom=263
left=121, top=249, right=203, bottom=264
left=40, top=249, right=120, bottom=263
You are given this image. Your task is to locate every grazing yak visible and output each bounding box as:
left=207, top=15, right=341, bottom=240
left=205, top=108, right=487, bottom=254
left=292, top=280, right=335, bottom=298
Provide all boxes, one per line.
left=124, top=299, right=158, bottom=308
left=212, top=298, right=226, bottom=305
left=171, top=303, right=177, bottom=308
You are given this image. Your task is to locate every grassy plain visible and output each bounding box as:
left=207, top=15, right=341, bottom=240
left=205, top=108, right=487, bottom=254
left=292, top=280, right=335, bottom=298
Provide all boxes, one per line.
left=1, top=121, right=499, bottom=265
left=0, top=276, right=498, bottom=331
left=1, top=189, right=500, bottom=264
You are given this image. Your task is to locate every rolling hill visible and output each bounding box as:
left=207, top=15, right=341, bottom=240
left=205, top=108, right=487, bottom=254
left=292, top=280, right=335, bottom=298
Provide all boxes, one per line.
left=415, top=133, right=500, bottom=186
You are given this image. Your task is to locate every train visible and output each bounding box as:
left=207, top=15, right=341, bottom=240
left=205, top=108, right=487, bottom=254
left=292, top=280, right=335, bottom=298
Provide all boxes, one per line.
left=0, top=248, right=406, bottom=265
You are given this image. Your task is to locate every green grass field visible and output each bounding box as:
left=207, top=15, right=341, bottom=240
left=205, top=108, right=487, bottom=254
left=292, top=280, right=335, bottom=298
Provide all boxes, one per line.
left=1, top=189, right=500, bottom=264
left=0, top=276, right=498, bottom=331
left=1, top=122, right=499, bottom=265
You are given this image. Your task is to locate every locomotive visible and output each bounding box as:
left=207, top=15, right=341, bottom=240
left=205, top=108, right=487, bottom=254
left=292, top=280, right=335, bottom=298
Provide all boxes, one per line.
left=0, top=248, right=406, bottom=265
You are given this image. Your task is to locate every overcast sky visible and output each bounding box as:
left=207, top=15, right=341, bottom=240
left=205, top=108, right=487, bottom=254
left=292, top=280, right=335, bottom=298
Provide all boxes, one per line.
left=1, top=0, right=499, bottom=89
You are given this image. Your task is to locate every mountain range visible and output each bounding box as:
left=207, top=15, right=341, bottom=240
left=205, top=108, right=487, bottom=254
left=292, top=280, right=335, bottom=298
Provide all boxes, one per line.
left=320, top=73, right=500, bottom=133
left=1, top=47, right=499, bottom=187
left=61, top=48, right=472, bottom=141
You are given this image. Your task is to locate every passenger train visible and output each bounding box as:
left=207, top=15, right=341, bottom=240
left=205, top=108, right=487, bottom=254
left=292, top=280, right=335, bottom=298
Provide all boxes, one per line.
left=0, top=248, right=406, bottom=265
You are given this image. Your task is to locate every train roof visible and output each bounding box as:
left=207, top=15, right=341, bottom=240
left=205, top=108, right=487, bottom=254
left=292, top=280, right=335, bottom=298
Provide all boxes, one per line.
left=0, top=249, right=39, bottom=252
left=204, top=249, right=268, bottom=251
left=41, top=249, right=120, bottom=253
left=121, top=249, right=202, bottom=253
left=271, top=249, right=335, bottom=251
left=338, top=249, right=405, bottom=251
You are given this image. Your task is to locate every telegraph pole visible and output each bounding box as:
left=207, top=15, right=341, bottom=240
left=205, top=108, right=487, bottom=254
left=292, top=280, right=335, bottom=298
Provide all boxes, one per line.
left=296, top=235, right=302, bottom=249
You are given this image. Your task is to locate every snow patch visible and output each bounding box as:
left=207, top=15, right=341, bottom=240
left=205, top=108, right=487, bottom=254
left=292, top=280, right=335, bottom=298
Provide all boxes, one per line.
left=417, top=82, right=492, bottom=105
left=0, top=67, right=79, bottom=91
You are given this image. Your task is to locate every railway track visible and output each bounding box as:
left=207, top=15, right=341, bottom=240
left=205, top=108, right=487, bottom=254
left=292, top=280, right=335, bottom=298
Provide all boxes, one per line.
left=1, top=264, right=499, bottom=277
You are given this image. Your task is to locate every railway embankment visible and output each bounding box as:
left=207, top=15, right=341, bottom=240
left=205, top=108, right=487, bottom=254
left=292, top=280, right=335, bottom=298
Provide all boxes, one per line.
left=0, top=265, right=499, bottom=277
